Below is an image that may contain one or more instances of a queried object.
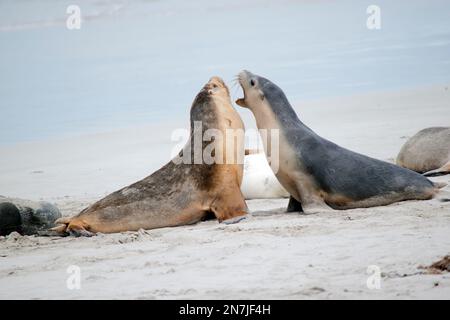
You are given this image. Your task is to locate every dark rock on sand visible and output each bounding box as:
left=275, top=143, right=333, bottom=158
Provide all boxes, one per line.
left=0, top=202, right=22, bottom=236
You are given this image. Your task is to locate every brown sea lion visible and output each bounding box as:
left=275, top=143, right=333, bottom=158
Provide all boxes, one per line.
left=53, top=77, right=248, bottom=236
left=397, top=127, right=450, bottom=177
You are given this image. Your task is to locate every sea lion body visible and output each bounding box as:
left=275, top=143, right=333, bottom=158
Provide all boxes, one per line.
left=0, top=197, right=61, bottom=235
left=236, top=71, right=442, bottom=213
left=55, top=77, right=247, bottom=236
left=241, top=150, right=289, bottom=199
left=397, top=127, right=450, bottom=176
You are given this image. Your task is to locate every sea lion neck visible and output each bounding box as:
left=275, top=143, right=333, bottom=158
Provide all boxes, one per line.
left=189, top=99, right=220, bottom=133
left=250, top=97, right=312, bottom=138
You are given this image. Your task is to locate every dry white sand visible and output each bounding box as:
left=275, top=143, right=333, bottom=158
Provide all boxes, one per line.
left=0, top=85, right=449, bottom=299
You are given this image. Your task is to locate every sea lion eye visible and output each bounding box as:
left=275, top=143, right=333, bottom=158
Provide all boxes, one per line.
left=250, top=79, right=255, bottom=87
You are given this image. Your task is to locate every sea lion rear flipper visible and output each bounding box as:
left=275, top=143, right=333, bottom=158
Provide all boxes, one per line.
left=433, top=182, right=448, bottom=189
left=51, top=217, right=95, bottom=237
left=54, top=217, right=71, bottom=225
left=49, top=224, right=69, bottom=233
left=211, top=187, right=248, bottom=223
left=423, top=162, right=450, bottom=177
left=49, top=218, right=71, bottom=235
left=286, top=196, right=303, bottom=213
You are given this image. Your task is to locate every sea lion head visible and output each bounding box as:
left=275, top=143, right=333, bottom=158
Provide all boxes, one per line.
left=192, top=76, right=231, bottom=108
left=187, top=76, right=245, bottom=167
left=236, top=70, right=290, bottom=112
left=190, top=76, right=234, bottom=129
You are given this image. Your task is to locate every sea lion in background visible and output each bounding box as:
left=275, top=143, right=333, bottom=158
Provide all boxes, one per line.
left=236, top=70, right=445, bottom=213
left=0, top=196, right=61, bottom=236
left=397, top=127, right=450, bottom=177
left=53, top=77, right=248, bottom=236
left=241, top=149, right=289, bottom=199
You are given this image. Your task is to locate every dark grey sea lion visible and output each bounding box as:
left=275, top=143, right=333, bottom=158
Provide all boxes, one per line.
left=236, top=70, right=445, bottom=213
left=397, top=127, right=450, bottom=177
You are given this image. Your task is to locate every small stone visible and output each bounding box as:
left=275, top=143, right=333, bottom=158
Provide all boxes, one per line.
left=6, top=231, right=22, bottom=240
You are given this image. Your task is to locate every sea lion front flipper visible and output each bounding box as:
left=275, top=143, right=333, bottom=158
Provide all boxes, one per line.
left=211, top=187, right=248, bottom=223
left=294, top=181, right=334, bottom=214
left=286, top=196, right=303, bottom=213
left=423, top=161, right=450, bottom=177
left=297, top=189, right=334, bottom=214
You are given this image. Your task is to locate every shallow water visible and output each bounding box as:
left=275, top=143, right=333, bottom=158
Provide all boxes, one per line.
left=1, top=0, right=449, bottom=145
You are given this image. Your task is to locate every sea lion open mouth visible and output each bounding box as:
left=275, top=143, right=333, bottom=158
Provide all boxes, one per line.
left=235, top=71, right=248, bottom=107
left=235, top=98, right=246, bottom=107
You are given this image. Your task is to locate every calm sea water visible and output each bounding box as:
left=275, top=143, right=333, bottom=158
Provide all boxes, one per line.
left=1, top=0, right=449, bottom=145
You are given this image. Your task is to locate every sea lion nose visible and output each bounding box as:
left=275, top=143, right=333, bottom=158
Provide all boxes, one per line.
left=204, top=81, right=221, bottom=94
left=208, top=76, right=224, bottom=87
left=207, top=86, right=220, bottom=95
left=238, top=70, right=252, bottom=83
